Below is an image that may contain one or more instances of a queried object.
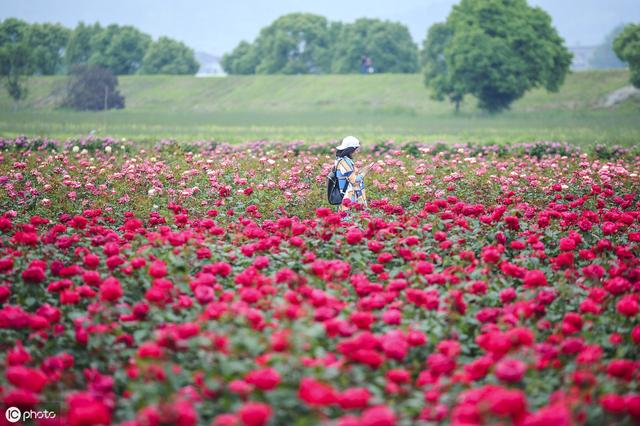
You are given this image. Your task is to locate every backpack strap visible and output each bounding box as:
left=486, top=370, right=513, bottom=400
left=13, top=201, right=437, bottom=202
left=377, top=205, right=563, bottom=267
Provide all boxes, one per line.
left=335, top=157, right=354, bottom=196
left=336, top=156, right=354, bottom=174
left=343, top=157, right=354, bottom=170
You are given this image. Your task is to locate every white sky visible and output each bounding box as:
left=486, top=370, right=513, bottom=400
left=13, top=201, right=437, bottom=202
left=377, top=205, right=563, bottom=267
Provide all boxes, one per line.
left=1, top=0, right=638, bottom=54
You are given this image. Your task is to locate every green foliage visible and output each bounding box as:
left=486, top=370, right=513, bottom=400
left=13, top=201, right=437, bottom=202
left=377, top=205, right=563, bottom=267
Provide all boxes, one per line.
left=65, top=22, right=103, bottom=68
left=423, top=0, right=573, bottom=113
left=140, top=37, right=199, bottom=75
left=61, top=64, right=125, bottom=110
left=221, top=41, right=259, bottom=75
left=222, top=14, right=418, bottom=74
left=1, top=19, right=71, bottom=77
left=613, top=23, right=640, bottom=88
left=421, top=23, right=464, bottom=111
left=255, top=13, right=333, bottom=74
left=331, top=18, right=419, bottom=73
left=2, top=20, right=197, bottom=77
left=0, top=18, right=33, bottom=103
left=26, top=23, right=71, bottom=75
left=590, top=24, right=627, bottom=69
left=3, top=74, right=29, bottom=103
left=88, top=24, right=151, bottom=75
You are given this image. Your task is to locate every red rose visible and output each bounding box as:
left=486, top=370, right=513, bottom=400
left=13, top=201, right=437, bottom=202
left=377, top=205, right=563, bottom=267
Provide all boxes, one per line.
left=616, top=295, right=639, bottom=318
left=6, top=341, right=31, bottom=365
left=600, top=393, right=626, bottom=414
left=213, top=413, right=240, bottom=426
left=415, top=261, right=434, bottom=275
left=338, top=387, right=371, bottom=409
left=558, top=237, right=576, bottom=251
left=99, top=277, right=123, bottom=302
left=346, top=229, right=364, bottom=245
left=83, top=253, right=100, bottom=269
left=368, top=240, right=384, bottom=252
left=632, top=326, right=640, bottom=344
left=381, top=309, right=401, bottom=325
left=6, top=366, right=48, bottom=393
left=137, top=342, right=163, bottom=359
left=229, top=380, right=252, bottom=397
left=351, top=311, right=375, bottom=330
left=504, top=216, right=520, bottom=230
left=523, top=270, right=547, bottom=288
left=626, top=394, right=640, bottom=418
left=149, top=260, right=167, bottom=278
left=488, top=388, right=527, bottom=417
left=66, top=392, right=111, bottom=426
left=386, top=369, right=410, bottom=384
left=427, top=353, right=456, bottom=376
left=194, top=286, right=214, bottom=304
left=361, top=405, right=396, bottom=426
left=481, top=247, right=501, bottom=264
left=499, top=288, right=517, bottom=304
left=0, top=257, right=14, bottom=273
left=238, top=402, right=271, bottom=426
left=464, top=356, right=493, bottom=381
left=524, top=404, right=571, bottom=426
left=22, top=265, right=45, bottom=283
left=245, top=368, right=281, bottom=391
left=298, top=377, right=337, bottom=407
left=606, top=359, right=635, bottom=381
left=495, top=358, right=527, bottom=383
left=2, top=388, right=39, bottom=410
left=123, top=218, right=143, bottom=232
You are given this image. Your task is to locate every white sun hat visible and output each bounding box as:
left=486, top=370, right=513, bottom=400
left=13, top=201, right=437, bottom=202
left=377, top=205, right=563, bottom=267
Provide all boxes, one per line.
left=336, top=135, right=360, bottom=150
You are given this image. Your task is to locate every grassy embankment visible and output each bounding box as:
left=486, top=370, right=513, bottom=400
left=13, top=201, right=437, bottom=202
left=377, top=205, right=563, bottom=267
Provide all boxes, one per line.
left=0, top=70, right=638, bottom=145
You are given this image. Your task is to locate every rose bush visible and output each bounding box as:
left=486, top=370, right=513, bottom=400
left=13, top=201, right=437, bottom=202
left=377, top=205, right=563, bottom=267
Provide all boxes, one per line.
left=0, top=137, right=639, bottom=425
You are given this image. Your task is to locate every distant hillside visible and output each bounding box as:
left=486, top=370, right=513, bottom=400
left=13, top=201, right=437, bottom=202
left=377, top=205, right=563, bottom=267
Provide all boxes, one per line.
left=1, top=70, right=635, bottom=114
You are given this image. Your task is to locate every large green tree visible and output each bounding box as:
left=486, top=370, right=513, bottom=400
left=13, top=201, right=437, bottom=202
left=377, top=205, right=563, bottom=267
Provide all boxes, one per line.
left=140, top=37, right=199, bottom=75
left=331, top=18, right=418, bottom=73
left=65, top=22, right=103, bottom=68
left=423, top=0, right=572, bottom=113
left=221, top=41, right=259, bottom=75
left=0, top=18, right=33, bottom=104
left=88, top=24, right=151, bottom=74
left=613, top=23, right=640, bottom=88
left=254, top=13, right=333, bottom=74
left=27, top=23, right=70, bottom=75
left=222, top=13, right=332, bottom=74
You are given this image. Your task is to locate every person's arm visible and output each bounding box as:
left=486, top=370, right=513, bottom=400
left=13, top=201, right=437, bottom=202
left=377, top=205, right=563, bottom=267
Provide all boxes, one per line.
left=358, top=162, right=374, bottom=177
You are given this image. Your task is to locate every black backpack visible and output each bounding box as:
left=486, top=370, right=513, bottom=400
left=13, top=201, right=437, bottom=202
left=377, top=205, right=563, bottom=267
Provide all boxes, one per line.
left=327, top=159, right=345, bottom=205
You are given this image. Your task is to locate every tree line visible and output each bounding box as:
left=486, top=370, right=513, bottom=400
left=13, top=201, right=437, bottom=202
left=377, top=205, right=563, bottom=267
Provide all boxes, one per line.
left=221, top=14, right=420, bottom=75
left=222, top=3, right=639, bottom=113
left=0, top=18, right=199, bottom=103
left=221, top=5, right=573, bottom=112
left=2, top=2, right=639, bottom=114
left=0, top=18, right=199, bottom=76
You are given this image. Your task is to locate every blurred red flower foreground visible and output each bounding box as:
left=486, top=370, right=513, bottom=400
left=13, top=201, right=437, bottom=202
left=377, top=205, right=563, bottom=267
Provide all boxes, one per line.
left=0, top=138, right=639, bottom=425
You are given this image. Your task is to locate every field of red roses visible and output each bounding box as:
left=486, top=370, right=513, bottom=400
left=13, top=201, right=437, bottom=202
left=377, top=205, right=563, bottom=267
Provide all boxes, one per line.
left=0, top=136, right=639, bottom=426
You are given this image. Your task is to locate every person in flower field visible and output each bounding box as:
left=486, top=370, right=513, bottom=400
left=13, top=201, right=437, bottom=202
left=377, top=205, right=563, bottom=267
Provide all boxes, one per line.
left=335, top=136, right=373, bottom=214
